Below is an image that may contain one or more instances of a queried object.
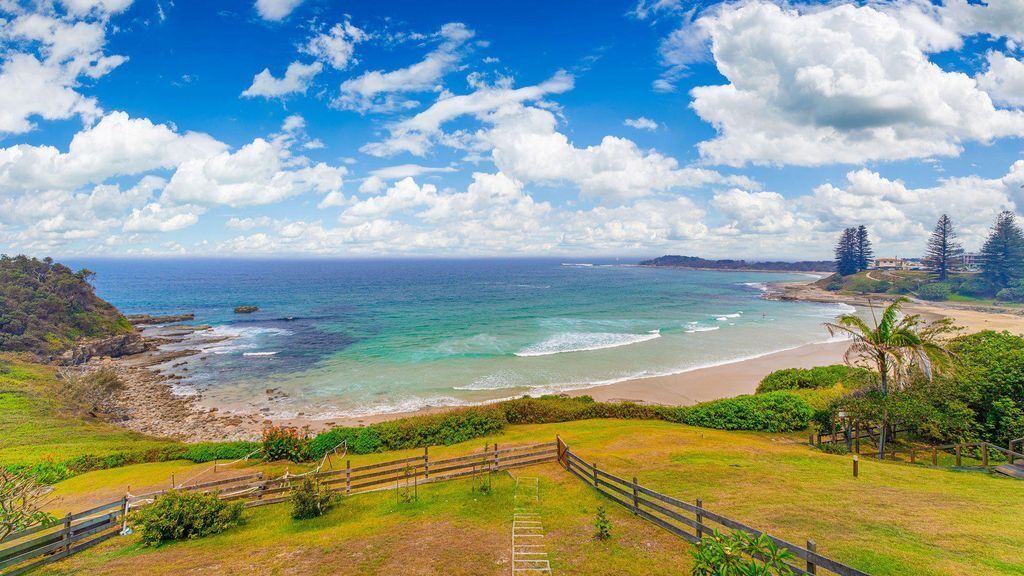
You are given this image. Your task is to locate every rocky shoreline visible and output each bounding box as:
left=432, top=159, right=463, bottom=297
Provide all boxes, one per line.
left=85, top=321, right=275, bottom=442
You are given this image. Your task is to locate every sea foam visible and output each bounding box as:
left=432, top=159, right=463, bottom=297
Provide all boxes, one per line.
left=515, top=330, right=661, bottom=357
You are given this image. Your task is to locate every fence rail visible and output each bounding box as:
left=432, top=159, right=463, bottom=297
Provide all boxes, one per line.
left=0, top=441, right=557, bottom=575
left=556, top=437, right=869, bottom=576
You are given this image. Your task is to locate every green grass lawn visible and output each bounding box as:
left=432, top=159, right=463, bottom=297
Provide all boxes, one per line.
left=0, top=355, right=178, bottom=467
left=28, top=419, right=1024, bottom=576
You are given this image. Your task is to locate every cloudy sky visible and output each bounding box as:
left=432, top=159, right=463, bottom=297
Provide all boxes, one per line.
left=1, top=0, right=1023, bottom=259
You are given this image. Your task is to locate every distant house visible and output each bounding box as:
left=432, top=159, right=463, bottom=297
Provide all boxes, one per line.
left=874, top=257, right=907, bottom=270
left=904, top=258, right=927, bottom=270
left=961, top=252, right=982, bottom=272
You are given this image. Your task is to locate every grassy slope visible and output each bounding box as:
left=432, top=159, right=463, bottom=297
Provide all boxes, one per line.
left=33, top=420, right=1024, bottom=576
left=0, top=355, right=177, bottom=466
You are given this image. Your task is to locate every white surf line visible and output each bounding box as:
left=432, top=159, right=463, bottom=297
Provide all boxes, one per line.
left=512, top=476, right=552, bottom=576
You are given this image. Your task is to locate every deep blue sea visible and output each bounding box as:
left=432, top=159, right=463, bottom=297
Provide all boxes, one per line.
left=67, top=259, right=852, bottom=419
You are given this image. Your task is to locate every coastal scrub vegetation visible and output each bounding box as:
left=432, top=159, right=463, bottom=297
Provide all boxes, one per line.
left=55, top=366, right=124, bottom=419
left=816, top=329, right=1024, bottom=449
left=756, top=365, right=872, bottom=393
left=130, top=490, right=244, bottom=547
left=0, top=255, right=133, bottom=356
left=290, top=477, right=335, bottom=520
left=825, top=298, right=956, bottom=458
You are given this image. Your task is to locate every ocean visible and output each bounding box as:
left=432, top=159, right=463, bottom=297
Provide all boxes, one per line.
left=69, top=259, right=853, bottom=419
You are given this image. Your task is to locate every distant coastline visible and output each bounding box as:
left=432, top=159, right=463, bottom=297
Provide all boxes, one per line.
left=639, top=254, right=835, bottom=273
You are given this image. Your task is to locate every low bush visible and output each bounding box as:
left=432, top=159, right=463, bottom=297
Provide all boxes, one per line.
left=995, top=281, right=1024, bottom=303
left=594, top=506, right=611, bottom=540
left=958, top=277, right=994, bottom=297
left=130, top=490, right=244, bottom=546
left=54, top=366, right=124, bottom=418
left=177, top=441, right=260, bottom=463
left=262, top=426, right=308, bottom=462
left=917, top=283, right=952, bottom=301
left=667, top=392, right=814, bottom=433
left=757, top=365, right=872, bottom=393
left=691, top=530, right=796, bottom=575
left=290, top=477, right=335, bottom=520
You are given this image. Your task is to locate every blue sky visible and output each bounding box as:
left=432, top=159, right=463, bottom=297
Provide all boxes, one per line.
left=1, top=0, right=1023, bottom=259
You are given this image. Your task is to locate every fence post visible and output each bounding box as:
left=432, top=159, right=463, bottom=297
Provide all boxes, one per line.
left=956, top=445, right=962, bottom=467
left=910, top=448, right=916, bottom=464
left=932, top=446, right=938, bottom=465
left=808, top=431, right=814, bottom=446
left=806, top=539, right=817, bottom=575
left=345, top=460, right=351, bottom=495
left=695, top=498, right=704, bottom=540
left=62, top=513, right=72, bottom=554
left=592, top=463, right=599, bottom=487
left=632, top=476, right=639, bottom=513
left=493, top=443, right=499, bottom=471
left=982, top=444, right=989, bottom=468
left=424, top=446, right=430, bottom=479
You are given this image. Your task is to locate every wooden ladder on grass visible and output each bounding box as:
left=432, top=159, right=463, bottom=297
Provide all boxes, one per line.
left=511, top=476, right=552, bottom=575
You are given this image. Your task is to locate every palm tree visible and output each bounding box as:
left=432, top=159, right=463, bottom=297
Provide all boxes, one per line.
left=825, top=297, right=956, bottom=459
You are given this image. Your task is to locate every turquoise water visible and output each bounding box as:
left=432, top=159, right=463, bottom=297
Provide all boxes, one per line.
left=72, top=259, right=851, bottom=419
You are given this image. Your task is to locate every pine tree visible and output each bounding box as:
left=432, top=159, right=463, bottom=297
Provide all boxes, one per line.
left=980, top=211, right=1024, bottom=289
left=834, top=227, right=859, bottom=276
left=855, top=225, right=873, bottom=272
left=923, top=214, right=964, bottom=281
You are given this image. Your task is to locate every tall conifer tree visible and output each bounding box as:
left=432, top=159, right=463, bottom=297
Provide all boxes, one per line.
left=923, top=215, right=964, bottom=280
left=855, top=225, right=873, bottom=272
left=980, top=211, right=1024, bottom=288
left=834, top=227, right=859, bottom=276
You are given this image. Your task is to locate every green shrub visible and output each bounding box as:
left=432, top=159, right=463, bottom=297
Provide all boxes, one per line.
left=757, top=365, right=872, bottom=393
left=672, top=392, right=814, bottom=432
left=995, top=281, right=1024, bottom=302
left=4, top=459, right=73, bottom=485
left=177, top=442, right=260, bottom=463
left=594, top=506, right=611, bottom=540
left=958, top=277, right=994, bottom=297
left=916, top=283, right=952, bottom=301
left=825, top=275, right=844, bottom=291
left=130, top=490, right=244, bottom=546
left=290, top=477, right=335, bottom=520
left=691, top=530, right=796, bottom=575
left=262, top=426, right=308, bottom=462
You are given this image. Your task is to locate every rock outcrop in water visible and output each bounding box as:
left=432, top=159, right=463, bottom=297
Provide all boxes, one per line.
left=234, top=305, right=259, bottom=314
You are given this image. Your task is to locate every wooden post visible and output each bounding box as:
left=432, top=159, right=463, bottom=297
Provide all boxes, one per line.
left=853, top=455, right=859, bottom=478
left=62, top=513, right=72, bottom=554
left=855, top=423, right=861, bottom=454
left=170, top=473, right=175, bottom=489
left=345, top=459, right=351, bottom=495
left=806, top=539, right=818, bottom=575
left=808, top=431, right=814, bottom=446
left=932, top=446, right=938, bottom=465
left=493, top=443, right=499, bottom=471
left=593, top=463, right=599, bottom=488
left=910, top=448, right=916, bottom=464
left=424, top=446, right=430, bottom=479
left=844, top=420, right=852, bottom=452
left=956, top=445, right=962, bottom=467
left=695, top=498, right=704, bottom=540
left=632, top=476, right=639, bottom=513
left=982, top=444, right=989, bottom=468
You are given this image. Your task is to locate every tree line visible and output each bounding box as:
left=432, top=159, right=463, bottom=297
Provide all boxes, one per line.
left=832, top=210, right=1024, bottom=299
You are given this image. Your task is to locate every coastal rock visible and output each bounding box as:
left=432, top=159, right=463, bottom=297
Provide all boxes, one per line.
left=234, top=305, right=259, bottom=314
left=126, top=313, right=195, bottom=325
left=59, top=333, right=151, bottom=365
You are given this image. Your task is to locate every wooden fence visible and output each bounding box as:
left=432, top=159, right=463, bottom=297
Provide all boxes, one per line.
left=0, top=441, right=557, bottom=575
left=0, top=498, right=127, bottom=576
left=555, top=437, right=869, bottom=576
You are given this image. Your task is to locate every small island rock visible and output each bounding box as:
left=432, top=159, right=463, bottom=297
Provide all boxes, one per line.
left=234, top=305, right=259, bottom=314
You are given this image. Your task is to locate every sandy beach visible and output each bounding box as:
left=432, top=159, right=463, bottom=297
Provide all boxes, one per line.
left=100, top=276, right=1024, bottom=442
